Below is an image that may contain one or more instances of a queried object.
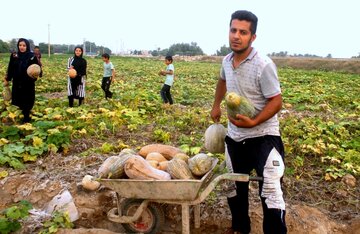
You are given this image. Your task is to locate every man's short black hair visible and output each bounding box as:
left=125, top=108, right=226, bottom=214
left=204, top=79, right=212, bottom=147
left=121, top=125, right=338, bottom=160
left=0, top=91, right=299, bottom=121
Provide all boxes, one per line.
left=230, top=10, right=258, bottom=35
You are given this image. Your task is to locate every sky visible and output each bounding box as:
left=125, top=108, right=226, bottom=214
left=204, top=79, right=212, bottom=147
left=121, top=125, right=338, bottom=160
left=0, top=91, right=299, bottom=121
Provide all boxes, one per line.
left=0, top=0, right=359, bottom=58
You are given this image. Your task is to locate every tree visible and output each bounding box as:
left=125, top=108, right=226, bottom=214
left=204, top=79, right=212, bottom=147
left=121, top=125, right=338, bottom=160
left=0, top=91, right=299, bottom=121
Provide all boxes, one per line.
left=167, top=42, right=204, bottom=56
left=84, top=41, right=97, bottom=54
left=28, top=39, right=35, bottom=50
left=0, top=40, right=10, bottom=53
left=36, top=42, right=111, bottom=55
left=157, top=48, right=168, bottom=56
left=351, top=53, right=360, bottom=58
left=150, top=50, right=159, bottom=56
left=1, top=38, right=112, bottom=55
left=9, top=39, right=17, bottom=51
left=216, top=45, right=231, bottom=56
left=131, top=50, right=142, bottom=55
left=38, top=43, right=47, bottom=53
left=98, top=46, right=111, bottom=55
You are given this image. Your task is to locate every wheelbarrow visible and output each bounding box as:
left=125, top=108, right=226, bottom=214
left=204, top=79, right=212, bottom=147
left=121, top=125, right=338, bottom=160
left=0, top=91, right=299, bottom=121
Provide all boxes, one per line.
left=100, top=159, right=262, bottom=234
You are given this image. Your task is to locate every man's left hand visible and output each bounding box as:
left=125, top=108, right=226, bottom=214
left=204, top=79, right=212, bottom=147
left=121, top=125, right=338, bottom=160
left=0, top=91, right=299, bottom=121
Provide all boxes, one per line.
left=228, top=114, right=257, bottom=128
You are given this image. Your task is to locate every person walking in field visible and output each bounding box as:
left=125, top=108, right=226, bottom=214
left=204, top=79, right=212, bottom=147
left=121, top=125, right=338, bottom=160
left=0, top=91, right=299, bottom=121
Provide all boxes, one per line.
left=4, top=38, right=41, bottom=123
left=101, top=53, right=115, bottom=99
left=67, top=46, right=87, bottom=107
left=210, top=10, right=287, bottom=234
left=159, top=55, right=174, bottom=105
left=33, top=46, right=43, bottom=77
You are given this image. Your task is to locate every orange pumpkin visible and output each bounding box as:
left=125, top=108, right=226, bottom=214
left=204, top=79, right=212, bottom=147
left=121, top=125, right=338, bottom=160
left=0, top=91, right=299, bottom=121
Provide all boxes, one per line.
left=68, top=68, right=77, bottom=78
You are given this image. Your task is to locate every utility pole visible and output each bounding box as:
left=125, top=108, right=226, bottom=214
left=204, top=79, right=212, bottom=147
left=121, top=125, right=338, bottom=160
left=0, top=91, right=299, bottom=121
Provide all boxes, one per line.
left=83, top=38, right=86, bottom=56
left=48, top=24, right=51, bottom=58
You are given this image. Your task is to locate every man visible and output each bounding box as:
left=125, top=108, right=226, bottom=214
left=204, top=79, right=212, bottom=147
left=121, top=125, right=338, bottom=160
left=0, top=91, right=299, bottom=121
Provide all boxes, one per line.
left=211, top=10, right=287, bottom=234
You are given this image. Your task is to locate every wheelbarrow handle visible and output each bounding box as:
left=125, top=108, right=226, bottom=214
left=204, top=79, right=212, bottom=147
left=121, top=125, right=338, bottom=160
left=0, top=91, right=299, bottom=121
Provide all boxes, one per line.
left=188, top=173, right=262, bottom=205
left=249, top=176, right=263, bottom=181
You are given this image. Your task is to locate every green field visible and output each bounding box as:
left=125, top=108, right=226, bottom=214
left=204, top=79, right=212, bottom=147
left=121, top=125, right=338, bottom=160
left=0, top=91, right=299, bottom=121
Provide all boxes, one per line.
left=0, top=54, right=359, bottom=180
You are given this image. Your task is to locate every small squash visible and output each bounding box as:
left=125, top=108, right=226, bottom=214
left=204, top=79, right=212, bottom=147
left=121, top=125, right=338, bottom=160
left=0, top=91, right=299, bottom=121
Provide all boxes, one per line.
left=2, top=84, right=11, bottom=101
left=158, top=161, right=169, bottom=171
left=225, top=92, right=256, bottom=118
left=27, top=64, right=41, bottom=79
left=167, top=158, right=194, bottom=180
left=173, top=153, right=190, bottom=163
left=146, top=152, right=167, bottom=162
left=108, top=154, right=132, bottom=179
left=82, top=175, right=100, bottom=191
left=118, top=148, right=137, bottom=157
left=188, top=153, right=213, bottom=177
left=97, top=155, right=120, bottom=179
left=125, top=155, right=171, bottom=180
left=204, top=123, right=227, bottom=153
left=139, top=144, right=183, bottom=160
left=147, top=160, right=160, bottom=169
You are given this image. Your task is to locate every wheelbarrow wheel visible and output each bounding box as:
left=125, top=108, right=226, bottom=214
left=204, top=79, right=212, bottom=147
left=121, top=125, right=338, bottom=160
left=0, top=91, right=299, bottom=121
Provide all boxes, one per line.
left=121, top=199, right=165, bottom=234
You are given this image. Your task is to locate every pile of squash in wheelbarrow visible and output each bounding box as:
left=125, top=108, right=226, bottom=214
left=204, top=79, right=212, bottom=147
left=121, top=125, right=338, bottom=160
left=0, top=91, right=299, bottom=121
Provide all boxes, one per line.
left=81, top=123, right=227, bottom=191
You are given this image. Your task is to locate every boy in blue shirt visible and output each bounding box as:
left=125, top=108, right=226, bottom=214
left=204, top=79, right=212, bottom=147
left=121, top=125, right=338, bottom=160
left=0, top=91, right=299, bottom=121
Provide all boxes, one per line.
left=159, top=55, right=174, bottom=105
left=101, top=53, right=115, bottom=99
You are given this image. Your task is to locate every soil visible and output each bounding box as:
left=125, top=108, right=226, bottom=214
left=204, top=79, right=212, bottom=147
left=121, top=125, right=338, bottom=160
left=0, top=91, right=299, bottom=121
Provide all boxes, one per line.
left=1, top=140, right=359, bottom=234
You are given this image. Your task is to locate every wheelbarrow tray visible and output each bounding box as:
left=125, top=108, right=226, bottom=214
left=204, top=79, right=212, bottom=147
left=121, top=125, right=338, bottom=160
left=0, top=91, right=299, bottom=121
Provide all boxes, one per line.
left=100, top=158, right=218, bottom=201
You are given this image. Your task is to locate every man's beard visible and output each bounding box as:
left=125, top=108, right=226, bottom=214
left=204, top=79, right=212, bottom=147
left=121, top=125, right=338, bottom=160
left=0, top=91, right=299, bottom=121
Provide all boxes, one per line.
left=230, top=41, right=251, bottom=54
left=231, top=47, right=248, bottom=54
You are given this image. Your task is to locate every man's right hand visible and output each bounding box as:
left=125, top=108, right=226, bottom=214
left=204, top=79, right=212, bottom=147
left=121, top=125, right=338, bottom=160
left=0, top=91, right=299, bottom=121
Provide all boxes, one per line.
left=211, top=106, right=221, bottom=123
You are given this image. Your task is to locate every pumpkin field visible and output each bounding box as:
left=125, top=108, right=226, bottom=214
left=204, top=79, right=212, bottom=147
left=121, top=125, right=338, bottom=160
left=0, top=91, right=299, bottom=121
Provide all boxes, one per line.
left=0, top=54, right=359, bottom=233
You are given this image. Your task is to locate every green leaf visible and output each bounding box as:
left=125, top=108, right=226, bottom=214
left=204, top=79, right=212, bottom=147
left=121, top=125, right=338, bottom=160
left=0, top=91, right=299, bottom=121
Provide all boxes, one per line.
left=189, top=146, right=201, bottom=155
left=0, top=126, right=20, bottom=140
left=3, top=143, right=25, bottom=157
left=0, top=156, right=10, bottom=165
left=53, top=215, right=64, bottom=224
left=0, top=218, right=10, bottom=233
left=19, top=200, right=32, bottom=211
left=33, top=120, right=59, bottom=130
left=6, top=207, right=22, bottom=219
left=48, top=225, right=58, bottom=233
left=9, top=159, right=25, bottom=170
left=5, top=220, right=21, bottom=233
left=179, top=144, right=190, bottom=154
left=25, top=146, right=45, bottom=156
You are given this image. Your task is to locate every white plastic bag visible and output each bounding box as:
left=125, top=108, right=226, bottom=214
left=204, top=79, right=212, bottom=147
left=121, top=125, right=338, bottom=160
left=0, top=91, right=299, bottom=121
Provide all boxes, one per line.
left=44, top=189, right=79, bottom=222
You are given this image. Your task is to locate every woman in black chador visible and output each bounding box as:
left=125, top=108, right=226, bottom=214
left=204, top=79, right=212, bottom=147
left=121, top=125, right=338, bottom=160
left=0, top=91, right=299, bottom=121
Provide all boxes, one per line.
left=67, top=46, right=87, bottom=107
left=5, top=38, right=41, bottom=123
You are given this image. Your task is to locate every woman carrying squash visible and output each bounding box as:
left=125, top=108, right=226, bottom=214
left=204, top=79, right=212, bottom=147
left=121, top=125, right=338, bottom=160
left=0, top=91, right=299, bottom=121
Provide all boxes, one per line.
left=67, top=46, right=87, bottom=107
left=4, top=38, right=41, bottom=123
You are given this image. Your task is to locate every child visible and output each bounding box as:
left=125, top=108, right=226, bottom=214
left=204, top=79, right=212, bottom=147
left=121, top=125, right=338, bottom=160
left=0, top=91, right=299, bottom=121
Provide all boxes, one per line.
left=67, top=46, right=87, bottom=107
left=33, top=46, right=43, bottom=77
left=101, top=53, right=115, bottom=99
left=159, top=55, right=174, bottom=105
